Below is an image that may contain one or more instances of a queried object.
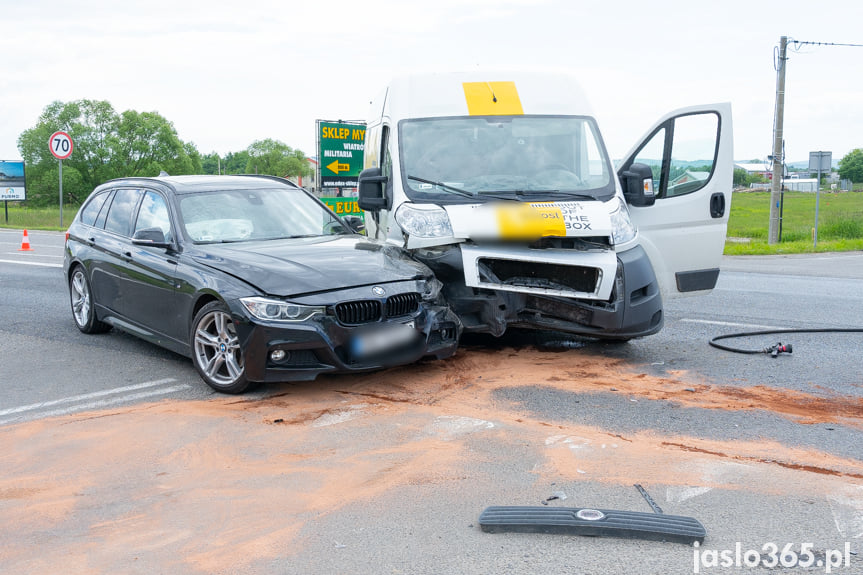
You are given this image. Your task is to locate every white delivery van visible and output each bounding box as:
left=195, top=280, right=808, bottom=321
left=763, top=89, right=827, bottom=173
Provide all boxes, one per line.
left=357, top=72, right=732, bottom=339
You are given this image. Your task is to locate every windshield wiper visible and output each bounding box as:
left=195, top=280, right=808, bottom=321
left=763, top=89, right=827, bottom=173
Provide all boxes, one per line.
left=268, top=234, right=320, bottom=240
left=480, top=189, right=596, bottom=201
left=475, top=190, right=523, bottom=201
left=408, top=175, right=475, bottom=198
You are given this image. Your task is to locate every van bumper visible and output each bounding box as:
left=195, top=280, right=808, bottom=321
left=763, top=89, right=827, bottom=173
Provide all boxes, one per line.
left=515, top=245, right=664, bottom=339
left=419, top=244, right=663, bottom=340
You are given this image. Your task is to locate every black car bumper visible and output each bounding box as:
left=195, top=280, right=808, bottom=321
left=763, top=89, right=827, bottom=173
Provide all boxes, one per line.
left=233, top=303, right=461, bottom=383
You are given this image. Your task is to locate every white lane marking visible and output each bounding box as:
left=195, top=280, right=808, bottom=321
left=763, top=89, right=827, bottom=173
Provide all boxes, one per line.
left=546, top=435, right=593, bottom=450
left=312, top=403, right=370, bottom=428
left=0, top=384, right=191, bottom=426
left=4, top=252, right=65, bottom=259
left=425, top=415, right=494, bottom=440
left=828, top=485, right=863, bottom=539
left=0, top=258, right=63, bottom=268
left=666, top=485, right=713, bottom=503
left=679, top=318, right=785, bottom=331
left=0, top=378, right=179, bottom=416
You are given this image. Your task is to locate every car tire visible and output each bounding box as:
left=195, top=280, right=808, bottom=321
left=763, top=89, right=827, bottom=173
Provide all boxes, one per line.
left=69, top=266, right=110, bottom=334
left=191, top=301, right=254, bottom=394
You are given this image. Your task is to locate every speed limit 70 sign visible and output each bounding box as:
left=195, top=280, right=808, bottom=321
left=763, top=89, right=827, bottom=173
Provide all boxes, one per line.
left=49, top=131, right=74, bottom=160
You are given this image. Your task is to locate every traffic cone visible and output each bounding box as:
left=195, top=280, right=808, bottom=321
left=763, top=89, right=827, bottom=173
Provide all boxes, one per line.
left=18, top=229, right=33, bottom=251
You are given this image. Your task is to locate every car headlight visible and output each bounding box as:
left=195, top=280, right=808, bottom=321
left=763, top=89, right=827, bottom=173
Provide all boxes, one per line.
left=395, top=203, right=453, bottom=238
left=610, top=197, right=637, bottom=245
left=240, top=297, right=325, bottom=322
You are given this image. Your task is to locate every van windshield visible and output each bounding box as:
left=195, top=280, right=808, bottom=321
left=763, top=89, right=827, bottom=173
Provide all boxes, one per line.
left=399, top=116, right=615, bottom=202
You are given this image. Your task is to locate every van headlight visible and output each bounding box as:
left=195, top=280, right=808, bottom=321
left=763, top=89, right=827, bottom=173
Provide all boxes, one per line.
left=610, top=197, right=637, bottom=245
left=240, top=297, right=325, bottom=322
left=395, top=203, right=453, bottom=238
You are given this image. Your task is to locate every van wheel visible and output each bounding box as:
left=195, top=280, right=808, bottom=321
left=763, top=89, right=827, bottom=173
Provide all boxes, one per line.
left=191, top=301, right=254, bottom=394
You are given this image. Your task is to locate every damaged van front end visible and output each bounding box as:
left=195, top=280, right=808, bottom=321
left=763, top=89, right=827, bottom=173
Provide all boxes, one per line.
left=386, top=196, right=662, bottom=339
left=357, top=72, right=732, bottom=341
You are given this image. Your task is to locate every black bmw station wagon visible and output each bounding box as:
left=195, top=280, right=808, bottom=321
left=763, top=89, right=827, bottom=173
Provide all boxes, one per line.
left=64, top=175, right=460, bottom=393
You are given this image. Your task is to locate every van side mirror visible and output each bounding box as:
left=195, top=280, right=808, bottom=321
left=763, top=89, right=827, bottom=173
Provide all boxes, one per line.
left=357, top=167, right=389, bottom=211
left=620, top=163, right=656, bottom=207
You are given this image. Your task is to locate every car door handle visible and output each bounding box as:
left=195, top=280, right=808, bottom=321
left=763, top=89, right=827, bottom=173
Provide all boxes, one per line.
left=710, top=192, right=725, bottom=219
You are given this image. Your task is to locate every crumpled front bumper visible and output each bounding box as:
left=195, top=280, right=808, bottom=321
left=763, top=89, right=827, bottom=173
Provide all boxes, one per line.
left=234, top=301, right=461, bottom=383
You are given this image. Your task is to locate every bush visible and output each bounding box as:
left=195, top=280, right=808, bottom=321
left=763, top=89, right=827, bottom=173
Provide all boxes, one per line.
left=819, top=214, right=863, bottom=239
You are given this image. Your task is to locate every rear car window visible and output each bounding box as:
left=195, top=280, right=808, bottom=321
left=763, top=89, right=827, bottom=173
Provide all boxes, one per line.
left=79, top=190, right=111, bottom=227
left=104, top=189, right=144, bottom=237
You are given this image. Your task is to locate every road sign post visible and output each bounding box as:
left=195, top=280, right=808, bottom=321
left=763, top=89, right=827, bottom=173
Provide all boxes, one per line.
left=49, top=131, right=73, bottom=227
left=809, top=151, right=831, bottom=249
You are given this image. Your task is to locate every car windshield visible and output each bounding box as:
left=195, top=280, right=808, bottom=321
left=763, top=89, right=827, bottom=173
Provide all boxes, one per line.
left=179, top=188, right=347, bottom=243
left=399, top=116, right=615, bottom=202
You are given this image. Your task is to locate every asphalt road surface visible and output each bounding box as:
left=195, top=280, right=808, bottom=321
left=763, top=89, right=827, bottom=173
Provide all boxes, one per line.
left=1, top=228, right=861, bottom=574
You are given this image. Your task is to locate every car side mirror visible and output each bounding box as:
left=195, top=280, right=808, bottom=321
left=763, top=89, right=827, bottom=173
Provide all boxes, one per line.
left=342, top=215, right=366, bottom=234
left=132, top=228, right=172, bottom=248
left=357, top=167, right=389, bottom=212
left=620, top=163, right=656, bottom=207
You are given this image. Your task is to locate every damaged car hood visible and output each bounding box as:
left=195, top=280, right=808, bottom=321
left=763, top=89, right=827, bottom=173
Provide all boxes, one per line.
left=187, top=236, right=429, bottom=296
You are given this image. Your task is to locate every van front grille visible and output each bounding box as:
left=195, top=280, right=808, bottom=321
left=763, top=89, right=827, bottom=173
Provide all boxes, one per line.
left=478, top=258, right=599, bottom=294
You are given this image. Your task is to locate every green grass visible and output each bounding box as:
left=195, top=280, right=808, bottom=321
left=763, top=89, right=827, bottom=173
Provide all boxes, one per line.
left=4, top=190, right=863, bottom=255
left=725, top=191, right=863, bottom=254
left=0, top=204, right=80, bottom=231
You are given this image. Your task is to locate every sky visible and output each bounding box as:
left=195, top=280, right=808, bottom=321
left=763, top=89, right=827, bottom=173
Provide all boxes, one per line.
left=1, top=0, right=861, bottom=167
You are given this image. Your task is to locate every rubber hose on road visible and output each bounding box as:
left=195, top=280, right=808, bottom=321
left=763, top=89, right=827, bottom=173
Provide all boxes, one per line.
left=709, top=328, right=863, bottom=355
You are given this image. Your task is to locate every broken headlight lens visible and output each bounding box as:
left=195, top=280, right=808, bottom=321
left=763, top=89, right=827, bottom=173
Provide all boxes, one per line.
left=395, top=203, right=454, bottom=238
left=610, top=197, right=637, bottom=245
left=240, top=297, right=325, bottom=322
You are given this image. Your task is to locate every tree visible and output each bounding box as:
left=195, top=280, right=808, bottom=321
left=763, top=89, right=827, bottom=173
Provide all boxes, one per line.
left=733, top=168, right=749, bottom=187
left=733, top=168, right=769, bottom=187
left=17, top=100, right=200, bottom=206
left=244, top=139, right=311, bottom=178
left=111, top=109, right=200, bottom=176
left=17, top=100, right=117, bottom=205
left=838, top=148, right=863, bottom=183
left=201, top=152, right=222, bottom=175
left=222, top=150, right=251, bottom=174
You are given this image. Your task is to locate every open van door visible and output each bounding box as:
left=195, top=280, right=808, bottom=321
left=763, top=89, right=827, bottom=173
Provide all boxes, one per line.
left=618, top=103, right=733, bottom=299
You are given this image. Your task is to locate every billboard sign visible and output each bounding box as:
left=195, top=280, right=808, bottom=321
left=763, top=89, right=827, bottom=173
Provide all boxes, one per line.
left=0, top=160, right=26, bottom=201
left=320, top=197, right=364, bottom=218
left=318, top=120, right=365, bottom=189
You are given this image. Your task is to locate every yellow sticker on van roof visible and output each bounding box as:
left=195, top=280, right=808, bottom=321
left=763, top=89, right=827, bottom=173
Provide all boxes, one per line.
left=462, top=81, right=523, bottom=115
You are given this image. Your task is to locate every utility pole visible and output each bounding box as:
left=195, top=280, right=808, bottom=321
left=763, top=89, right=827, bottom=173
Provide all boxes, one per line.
left=768, top=36, right=788, bottom=244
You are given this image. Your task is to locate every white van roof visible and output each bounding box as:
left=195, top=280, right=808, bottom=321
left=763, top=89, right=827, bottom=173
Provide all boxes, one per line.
left=377, top=71, right=596, bottom=121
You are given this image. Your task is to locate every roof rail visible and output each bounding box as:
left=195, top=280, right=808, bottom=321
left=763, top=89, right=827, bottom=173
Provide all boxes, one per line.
left=234, top=173, right=304, bottom=190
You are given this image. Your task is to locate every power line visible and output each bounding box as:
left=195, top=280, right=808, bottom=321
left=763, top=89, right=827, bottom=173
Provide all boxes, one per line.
left=790, top=39, right=863, bottom=49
